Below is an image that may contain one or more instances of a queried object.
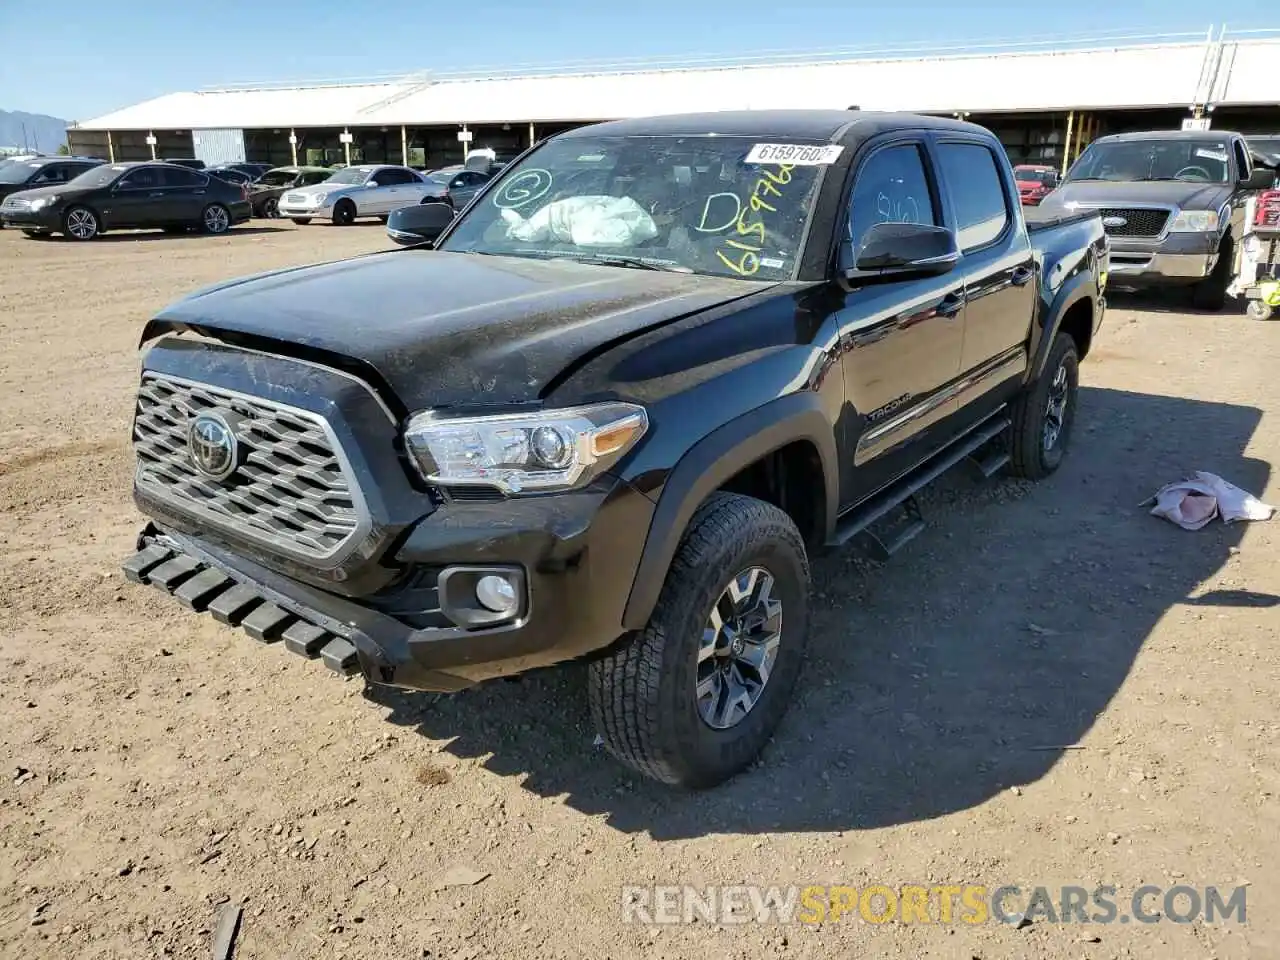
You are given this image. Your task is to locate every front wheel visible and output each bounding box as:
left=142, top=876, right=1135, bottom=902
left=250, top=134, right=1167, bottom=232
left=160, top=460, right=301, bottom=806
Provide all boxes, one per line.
left=1008, top=331, right=1079, bottom=480
left=261, top=197, right=279, bottom=219
left=62, top=206, right=99, bottom=241
left=201, top=203, right=231, bottom=235
left=588, top=492, right=810, bottom=788
left=331, top=199, right=356, bottom=226
left=1191, top=236, right=1232, bottom=311
left=291, top=217, right=312, bottom=225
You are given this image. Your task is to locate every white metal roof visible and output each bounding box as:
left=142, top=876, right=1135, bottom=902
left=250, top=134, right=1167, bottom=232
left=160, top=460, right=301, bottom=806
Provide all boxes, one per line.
left=75, top=31, right=1280, bottom=132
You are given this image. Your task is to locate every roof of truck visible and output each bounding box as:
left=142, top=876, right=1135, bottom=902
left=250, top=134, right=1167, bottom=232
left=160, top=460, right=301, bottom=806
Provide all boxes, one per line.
left=559, top=110, right=991, bottom=142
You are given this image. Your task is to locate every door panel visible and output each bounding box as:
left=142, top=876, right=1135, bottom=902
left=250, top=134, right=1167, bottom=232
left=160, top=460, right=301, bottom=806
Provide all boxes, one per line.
left=933, top=140, right=1037, bottom=386
left=103, top=168, right=165, bottom=227
left=836, top=139, right=965, bottom=505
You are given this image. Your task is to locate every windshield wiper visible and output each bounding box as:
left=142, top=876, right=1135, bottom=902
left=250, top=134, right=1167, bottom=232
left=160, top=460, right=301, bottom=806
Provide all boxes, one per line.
left=562, top=254, right=693, bottom=273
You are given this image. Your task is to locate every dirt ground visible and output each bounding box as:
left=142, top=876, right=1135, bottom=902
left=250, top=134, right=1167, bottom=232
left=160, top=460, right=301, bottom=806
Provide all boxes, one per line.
left=1, top=222, right=1278, bottom=960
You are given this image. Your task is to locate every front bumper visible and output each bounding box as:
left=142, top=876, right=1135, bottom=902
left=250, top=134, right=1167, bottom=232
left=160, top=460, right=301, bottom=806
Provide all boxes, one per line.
left=1105, top=231, right=1220, bottom=287
left=278, top=200, right=334, bottom=219
left=0, top=207, right=59, bottom=231
left=127, top=467, right=653, bottom=691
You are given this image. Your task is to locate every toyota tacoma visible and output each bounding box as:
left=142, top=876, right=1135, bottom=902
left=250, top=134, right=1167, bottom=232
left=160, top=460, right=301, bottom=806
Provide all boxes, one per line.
left=123, top=111, right=1107, bottom=788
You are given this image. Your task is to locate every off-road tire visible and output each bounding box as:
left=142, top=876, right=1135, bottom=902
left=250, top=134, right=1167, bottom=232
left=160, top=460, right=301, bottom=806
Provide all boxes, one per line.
left=1008, top=331, right=1079, bottom=480
left=1191, top=235, right=1233, bottom=312
left=588, top=492, right=810, bottom=788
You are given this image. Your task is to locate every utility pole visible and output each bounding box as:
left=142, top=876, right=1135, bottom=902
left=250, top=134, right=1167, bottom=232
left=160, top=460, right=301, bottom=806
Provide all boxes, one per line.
left=21, top=122, right=28, bottom=152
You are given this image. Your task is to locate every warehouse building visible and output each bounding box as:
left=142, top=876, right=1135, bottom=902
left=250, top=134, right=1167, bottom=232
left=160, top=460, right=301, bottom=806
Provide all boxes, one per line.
left=68, top=27, right=1280, bottom=174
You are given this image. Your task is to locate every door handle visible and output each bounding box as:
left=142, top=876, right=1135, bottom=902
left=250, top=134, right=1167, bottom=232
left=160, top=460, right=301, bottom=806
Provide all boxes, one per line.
left=149, top=191, right=164, bottom=197
left=1011, top=265, right=1035, bottom=286
left=936, top=292, right=965, bottom=318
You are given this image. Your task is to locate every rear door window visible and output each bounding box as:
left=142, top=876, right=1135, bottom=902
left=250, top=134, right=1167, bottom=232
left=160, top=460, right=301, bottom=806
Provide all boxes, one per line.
left=936, top=142, right=1011, bottom=251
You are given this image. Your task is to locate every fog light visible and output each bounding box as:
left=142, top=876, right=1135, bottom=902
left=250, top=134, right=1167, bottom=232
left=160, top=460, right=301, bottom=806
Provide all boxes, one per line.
left=475, top=575, right=518, bottom=615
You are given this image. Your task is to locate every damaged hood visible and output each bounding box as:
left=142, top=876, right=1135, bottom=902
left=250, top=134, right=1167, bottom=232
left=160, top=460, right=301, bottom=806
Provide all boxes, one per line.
left=151, top=250, right=773, bottom=410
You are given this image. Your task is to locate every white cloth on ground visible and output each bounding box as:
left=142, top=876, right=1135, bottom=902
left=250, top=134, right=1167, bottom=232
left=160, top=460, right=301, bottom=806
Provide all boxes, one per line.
left=1146, top=471, right=1275, bottom=531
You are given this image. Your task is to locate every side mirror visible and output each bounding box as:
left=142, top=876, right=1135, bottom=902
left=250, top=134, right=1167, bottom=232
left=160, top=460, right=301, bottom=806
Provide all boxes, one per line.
left=386, top=201, right=456, bottom=246
left=1243, top=168, right=1276, bottom=191
left=846, top=222, right=960, bottom=281
left=366, top=180, right=380, bottom=189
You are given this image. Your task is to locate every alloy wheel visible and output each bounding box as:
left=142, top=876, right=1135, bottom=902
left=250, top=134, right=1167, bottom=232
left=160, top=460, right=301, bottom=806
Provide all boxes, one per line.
left=205, top=205, right=230, bottom=233
left=1042, top=361, right=1070, bottom=453
left=696, top=566, right=783, bottom=730
left=66, top=208, right=97, bottom=240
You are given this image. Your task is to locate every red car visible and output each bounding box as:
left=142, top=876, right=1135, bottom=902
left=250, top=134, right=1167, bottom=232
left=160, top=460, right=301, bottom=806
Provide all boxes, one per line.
left=1014, top=164, right=1060, bottom=205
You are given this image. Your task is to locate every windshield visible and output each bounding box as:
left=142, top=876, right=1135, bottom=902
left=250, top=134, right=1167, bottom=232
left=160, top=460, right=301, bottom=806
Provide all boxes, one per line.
left=426, top=170, right=455, bottom=184
left=323, top=167, right=371, bottom=185
left=0, top=161, right=44, bottom=184
left=438, top=135, right=830, bottom=280
left=67, top=164, right=127, bottom=188
left=1015, top=168, right=1054, bottom=184
left=1066, top=139, right=1232, bottom=183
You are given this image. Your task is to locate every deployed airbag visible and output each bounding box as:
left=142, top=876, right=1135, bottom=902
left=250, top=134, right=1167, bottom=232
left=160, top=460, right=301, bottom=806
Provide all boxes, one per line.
left=501, top=196, right=658, bottom=247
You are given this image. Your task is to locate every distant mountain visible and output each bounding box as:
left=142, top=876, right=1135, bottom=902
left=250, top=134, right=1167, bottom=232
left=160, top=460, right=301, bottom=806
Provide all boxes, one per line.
left=0, top=110, right=69, bottom=154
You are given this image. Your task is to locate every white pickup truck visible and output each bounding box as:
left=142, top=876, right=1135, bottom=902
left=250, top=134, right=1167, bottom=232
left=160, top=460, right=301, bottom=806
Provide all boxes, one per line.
left=277, top=164, right=443, bottom=226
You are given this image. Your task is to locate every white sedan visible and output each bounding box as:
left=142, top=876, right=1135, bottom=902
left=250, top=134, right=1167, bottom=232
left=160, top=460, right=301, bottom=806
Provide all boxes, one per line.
left=277, top=164, right=446, bottom=225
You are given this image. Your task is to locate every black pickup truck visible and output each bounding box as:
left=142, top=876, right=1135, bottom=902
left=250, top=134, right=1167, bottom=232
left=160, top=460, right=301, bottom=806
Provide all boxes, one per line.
left=122, top=111, right=1107, bottom=788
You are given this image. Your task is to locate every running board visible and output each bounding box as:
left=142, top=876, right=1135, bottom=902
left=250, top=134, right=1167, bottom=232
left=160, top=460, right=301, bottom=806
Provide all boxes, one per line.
left=830, top=411, right=1012, bottom=556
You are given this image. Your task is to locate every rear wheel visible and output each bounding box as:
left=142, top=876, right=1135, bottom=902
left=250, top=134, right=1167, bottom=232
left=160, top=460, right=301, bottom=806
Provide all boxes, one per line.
left=1008, top=331, right=1079, bottom=480
left=588, top=492, right=810, bottom=788
left=62, top=206, right=99, bottom=241
left=332, top=199, right=356, bottom=226
left=1191, top=235, right=1233, bottom=311
left=201, top=204, right=231, bottom=235
left=291, top=217, right=312, bottom=225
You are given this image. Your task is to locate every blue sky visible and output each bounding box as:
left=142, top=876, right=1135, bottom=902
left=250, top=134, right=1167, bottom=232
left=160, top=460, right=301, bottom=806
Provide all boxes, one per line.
left=0, top=1, right=1276, bottom=122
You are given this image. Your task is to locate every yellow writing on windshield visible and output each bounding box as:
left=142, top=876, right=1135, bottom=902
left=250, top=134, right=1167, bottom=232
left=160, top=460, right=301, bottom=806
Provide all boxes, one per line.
left=715, top=165, right=795, bottom=276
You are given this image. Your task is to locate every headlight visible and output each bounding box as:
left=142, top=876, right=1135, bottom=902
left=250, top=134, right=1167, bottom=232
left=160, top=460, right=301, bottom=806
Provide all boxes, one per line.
left=404, top=402, right=649, bottom=494
left=29, top=195, right=58, bottom=211
left=1169, top=210, right=1219, bottom=232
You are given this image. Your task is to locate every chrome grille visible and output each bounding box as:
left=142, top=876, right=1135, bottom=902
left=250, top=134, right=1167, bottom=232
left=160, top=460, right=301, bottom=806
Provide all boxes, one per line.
left=1098, top=207, right=1171, bottom=238
left=133, top=373, right=362, bottom=563
left=2, top=197, right=31, bottom=211
left=284, top=193, right=306, bottom=204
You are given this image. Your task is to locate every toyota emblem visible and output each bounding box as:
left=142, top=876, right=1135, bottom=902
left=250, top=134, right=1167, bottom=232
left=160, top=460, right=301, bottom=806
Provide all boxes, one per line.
left=187, top=412, right=239, bottom=481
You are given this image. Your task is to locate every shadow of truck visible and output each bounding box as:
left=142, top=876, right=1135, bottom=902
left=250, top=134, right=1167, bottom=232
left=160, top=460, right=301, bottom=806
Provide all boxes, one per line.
left=367, top=385, right=1268, bottom=839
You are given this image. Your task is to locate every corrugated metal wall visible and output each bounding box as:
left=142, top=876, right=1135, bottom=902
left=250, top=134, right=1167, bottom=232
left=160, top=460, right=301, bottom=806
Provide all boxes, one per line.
left=192, top=129, right=246, bottom=166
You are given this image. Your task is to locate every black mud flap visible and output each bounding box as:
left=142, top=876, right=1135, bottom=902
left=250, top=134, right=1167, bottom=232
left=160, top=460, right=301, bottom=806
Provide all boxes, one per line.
left=122, top=537, right=361, bottom=678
